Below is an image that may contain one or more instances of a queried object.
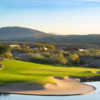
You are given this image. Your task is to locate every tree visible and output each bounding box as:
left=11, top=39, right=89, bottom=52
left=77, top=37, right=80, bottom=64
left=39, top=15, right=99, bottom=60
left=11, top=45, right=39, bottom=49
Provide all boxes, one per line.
left=0, top=44, right=12, bottom=59
left=69, top=53, right=80, bottom=65
left=0, top=44, right=10, bottom=55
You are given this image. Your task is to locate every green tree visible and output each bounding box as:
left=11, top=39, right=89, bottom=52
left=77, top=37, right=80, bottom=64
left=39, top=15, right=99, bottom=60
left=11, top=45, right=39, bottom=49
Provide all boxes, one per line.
left=0, top=44, right=10, bottom=55
left=0, top=44, right=12, bottom=59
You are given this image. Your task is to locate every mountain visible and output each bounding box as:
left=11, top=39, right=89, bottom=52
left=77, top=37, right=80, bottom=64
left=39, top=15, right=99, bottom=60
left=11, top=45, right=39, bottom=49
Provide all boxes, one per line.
left=0, top=26, right=51, bottom=40
left=0, top=26, right=100, bottom=46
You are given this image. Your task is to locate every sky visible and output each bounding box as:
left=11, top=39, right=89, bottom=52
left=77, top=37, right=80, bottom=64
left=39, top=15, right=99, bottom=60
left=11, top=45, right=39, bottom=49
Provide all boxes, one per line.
left=0, top=0, right=100, bottom=35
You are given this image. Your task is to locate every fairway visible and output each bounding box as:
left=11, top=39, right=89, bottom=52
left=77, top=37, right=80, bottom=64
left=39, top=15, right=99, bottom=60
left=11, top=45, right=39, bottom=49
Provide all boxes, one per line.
left=0, top=60, right=100, bottom=85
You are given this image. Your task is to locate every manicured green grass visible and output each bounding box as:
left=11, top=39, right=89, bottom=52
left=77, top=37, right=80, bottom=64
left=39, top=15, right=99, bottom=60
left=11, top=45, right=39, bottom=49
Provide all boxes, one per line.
left=0, top=60, right=100, bottom=85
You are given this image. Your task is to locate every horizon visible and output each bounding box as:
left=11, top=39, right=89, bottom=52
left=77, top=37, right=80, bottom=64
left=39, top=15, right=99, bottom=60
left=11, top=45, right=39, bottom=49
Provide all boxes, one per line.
left=1, top=26, right=100, bottom=35
left=1, top=0, right=100, bottom=35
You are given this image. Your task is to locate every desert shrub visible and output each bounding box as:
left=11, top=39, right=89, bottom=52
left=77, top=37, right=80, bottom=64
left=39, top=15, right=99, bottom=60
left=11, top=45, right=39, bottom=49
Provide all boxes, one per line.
left=48, top=53, right=68, bottom=65
left=69, top=53, right=80, bottom=65
left=28, top=52, right=68, bottom=65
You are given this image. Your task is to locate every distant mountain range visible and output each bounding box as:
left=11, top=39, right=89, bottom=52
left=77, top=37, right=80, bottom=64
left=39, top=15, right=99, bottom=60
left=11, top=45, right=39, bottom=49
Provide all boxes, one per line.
left=0, top=26, right=100, bottom=45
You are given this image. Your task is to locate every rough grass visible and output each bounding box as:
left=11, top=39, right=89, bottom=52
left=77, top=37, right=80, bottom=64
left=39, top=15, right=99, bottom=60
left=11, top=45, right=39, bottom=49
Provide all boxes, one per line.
left=0, top=60, right=100, bottom=85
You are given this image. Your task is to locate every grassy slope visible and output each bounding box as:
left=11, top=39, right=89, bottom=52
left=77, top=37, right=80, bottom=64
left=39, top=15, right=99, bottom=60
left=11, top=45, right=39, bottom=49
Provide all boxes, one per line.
left=0, top=60, right=100, bottom=85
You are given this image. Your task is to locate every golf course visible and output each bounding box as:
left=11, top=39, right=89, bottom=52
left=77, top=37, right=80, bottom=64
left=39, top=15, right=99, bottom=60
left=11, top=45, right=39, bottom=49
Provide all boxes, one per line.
left=0, top=60, right=100, bottom=85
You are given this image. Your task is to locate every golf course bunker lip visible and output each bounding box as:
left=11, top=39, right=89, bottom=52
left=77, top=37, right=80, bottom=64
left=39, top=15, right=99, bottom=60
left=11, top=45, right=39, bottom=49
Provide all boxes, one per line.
left=0, top=77, right=96, bottom=96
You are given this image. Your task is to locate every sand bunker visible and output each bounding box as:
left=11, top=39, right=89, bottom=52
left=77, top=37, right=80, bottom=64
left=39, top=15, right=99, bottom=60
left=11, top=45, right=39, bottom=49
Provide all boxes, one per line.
left=0, top=76, right=95, bottom=96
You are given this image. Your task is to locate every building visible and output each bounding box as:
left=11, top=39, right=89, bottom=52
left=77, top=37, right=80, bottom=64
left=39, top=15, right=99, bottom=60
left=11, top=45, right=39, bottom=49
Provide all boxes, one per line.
left=9, top=44, right=20, bottom=48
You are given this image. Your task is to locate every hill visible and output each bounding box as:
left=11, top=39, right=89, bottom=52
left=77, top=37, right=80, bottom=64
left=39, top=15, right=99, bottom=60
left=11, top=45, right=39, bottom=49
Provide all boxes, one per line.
left=0, top=26, right=100, bottom=46
left=0, top=26, right=53, bottom=41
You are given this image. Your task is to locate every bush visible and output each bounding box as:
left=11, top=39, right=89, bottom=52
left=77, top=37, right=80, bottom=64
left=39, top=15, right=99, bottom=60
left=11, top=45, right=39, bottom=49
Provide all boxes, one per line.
left=69, top=53, right=80, bottom=65
left=28, top=52, right=68, bottom=65
left=48, top=53, right=68, bottom=65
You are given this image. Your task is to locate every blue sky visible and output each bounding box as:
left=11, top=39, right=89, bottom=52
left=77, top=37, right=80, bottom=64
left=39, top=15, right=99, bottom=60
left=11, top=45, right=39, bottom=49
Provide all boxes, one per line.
left=0, top=0, right=100, bottom=35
